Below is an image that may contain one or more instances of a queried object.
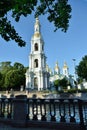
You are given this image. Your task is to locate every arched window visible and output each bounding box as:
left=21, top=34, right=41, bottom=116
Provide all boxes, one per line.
left=34, top=43, right=38, bottom=51
left=34, top=59, right=38, bottom=68
left=34, top=77, right=38, bottom=89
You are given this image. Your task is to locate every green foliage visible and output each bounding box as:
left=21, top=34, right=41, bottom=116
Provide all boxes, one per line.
left=13, top=62, right=24, bottom=70
left=0, top=72, right=3, bottom=90
left=59, top=78, right=68, bottom=90
left=54, top=77, right=69, bottom=90
left=67, top=88, right=77, bottom=93
left=54, top=79, right=59, bottom=86
left=57, top=90, right=64, bottom=94
left=0, top=61, right=12, bottom=74
left=77, top=89, right=87, bottom=93
left=0, top=18, right=26, bottom=46
left=76, top=55, right=87, bottom=81
left=5, top=69, right=25, bottom=90
left=54, top=79, right=60, bottom=90
left=67, top=88, right=87, bottom=93
left=0, top=61, right=27, bottom=90
left=0, top=0, right=71, bottom=46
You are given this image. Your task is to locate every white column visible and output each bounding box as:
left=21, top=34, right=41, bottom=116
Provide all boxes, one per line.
left=38, top=74, right=41, bottom=91
left=41, top=74, right=43, bottom=90
left=45, top=74, right=47, bottom=89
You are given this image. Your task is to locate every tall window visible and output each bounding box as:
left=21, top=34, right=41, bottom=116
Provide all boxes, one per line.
left=34, top=43, right=38, bottom=51
left=34, top=77, right=38, bottom=89
left=34, top=59, right=38, bottom=68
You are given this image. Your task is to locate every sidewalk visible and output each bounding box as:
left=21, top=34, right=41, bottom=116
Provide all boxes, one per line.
left=0, top=123, right=51, bottom=130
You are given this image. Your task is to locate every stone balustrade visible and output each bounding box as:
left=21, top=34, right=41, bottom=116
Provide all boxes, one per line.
left=0, top=95, right=87, bottom=130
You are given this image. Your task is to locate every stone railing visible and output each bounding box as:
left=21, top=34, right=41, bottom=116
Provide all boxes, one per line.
left=0, top=95, right=87, bottom=130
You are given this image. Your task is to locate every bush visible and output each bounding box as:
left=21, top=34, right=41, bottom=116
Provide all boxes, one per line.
left=67, top=89, right=77, bottom=93
left=77, top=89, right=87, bottom=93
left=41, top=89, right=50, bottom=93
left=58, top=90, right=64, bottom=94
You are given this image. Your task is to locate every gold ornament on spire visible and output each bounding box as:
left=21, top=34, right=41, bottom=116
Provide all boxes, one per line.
left=63, top=62, right=68, bottom=69
left=32, top=17, right=42, bottom=39
left=55, top=61, right=59, bottom=70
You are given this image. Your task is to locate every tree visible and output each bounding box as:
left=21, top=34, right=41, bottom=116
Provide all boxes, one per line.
left=13, top=62, right=24, bottom=70
left=0, top=72, right=3, bottom=90
left=59, top=78, right=68, bottom=90
left=0, top=0, right=71, bottom=47
left=0, top=61, right=27, bottom=90
left=0, top=61, right=13, bottom=74
left=54, top=79, right=60, bottom=90
left=5, top=69, right=25, bottom=90
left=54, top=77, right=69, bottom=91
left=76, top=55, right=87, bottom=81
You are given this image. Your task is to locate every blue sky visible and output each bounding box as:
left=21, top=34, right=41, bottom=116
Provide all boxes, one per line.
left=0, top=0, right=87, bottom=76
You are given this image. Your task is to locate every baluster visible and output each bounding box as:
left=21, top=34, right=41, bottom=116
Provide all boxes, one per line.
left=0, top=98, right=1, bottom=117
left=56, top=99, right=60, bottom=122
left=32, top=99, right=34, bottom=120
left=44, top=99, right=47, bottom=120
left=63, top=102, right=66, bottom=121
left=33, top=99, right=38, bottom=120
left=69, top=99, right=76, bottom=122
left=7, top=98, right=12, bottom=118
left=40, top=99, right=43, bottom=120
left=83, top=101, right=87, bottom=126
left=37, top=99, right=40, bottom=120
left=41, top=99, right=46, bottom=121
left=0, top=98, right=5, bottom=117
left=59, top=99, right=66, bottom=122
left=72, top=100, right=76, bottom=122
left=65, top=100, right=69, bottom=122
left=49, top=99, right=51, bottom=120
left=50, top=99, right=56, bottom=121
left=6, top=99, right=10, bottom=118
left=59, top=100, right=61, bottom=122
left=10, top=98, right=13, bottom=118
left=29, top=99, right=33, bottom=120
left=26, top=98, right=29, bottom=120
left=0, top=98, right=2, bottom=117
left=36, top=99, right=38, bottom=119
left=68, top=99, right=71, bottom=122
left=78, top=99, right=86, bottom=130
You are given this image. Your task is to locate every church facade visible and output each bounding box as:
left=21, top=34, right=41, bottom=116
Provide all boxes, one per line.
left=46, top=61, right=74, bottom=88
left=26, top=18, right=74, bottom=91
left=25, top=18, right=50, bottom=91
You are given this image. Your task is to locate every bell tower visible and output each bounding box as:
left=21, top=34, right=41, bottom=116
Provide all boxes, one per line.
left=63, top=62, right=69, bottom=77
left=26, top=18, right=50, bottom=91
left=54, top=61, right=60, bottom=75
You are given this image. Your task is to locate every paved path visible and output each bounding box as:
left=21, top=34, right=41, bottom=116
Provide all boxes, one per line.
left=0, top=123, right=52, bottom=130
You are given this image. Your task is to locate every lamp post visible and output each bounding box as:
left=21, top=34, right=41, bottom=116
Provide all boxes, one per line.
left=72, top=59, right=78, bottom=91
left=72, top=59, right=76, bottom=81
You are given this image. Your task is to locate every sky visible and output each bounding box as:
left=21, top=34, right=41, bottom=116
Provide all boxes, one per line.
left=0, top=0, right=87, bottom=76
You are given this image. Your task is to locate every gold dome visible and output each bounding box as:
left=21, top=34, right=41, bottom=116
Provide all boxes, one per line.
left=55, top=66, right=59, bottom=69
left=63, top=62, right=68, bottom=69
left=55, top=61, right=59, bottom=70
left=33, top=32, right=41, bottom=38
left=63, top=65, right=67, bottom=69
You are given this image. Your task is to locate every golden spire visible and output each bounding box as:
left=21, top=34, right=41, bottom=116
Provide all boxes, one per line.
left=34, top=17, right=41, bottom=33
left=54, top=61, right=59, bottom=70
left=32, top=17, right=41, bottom=39
left=63, top=62, right=68, bottom=69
